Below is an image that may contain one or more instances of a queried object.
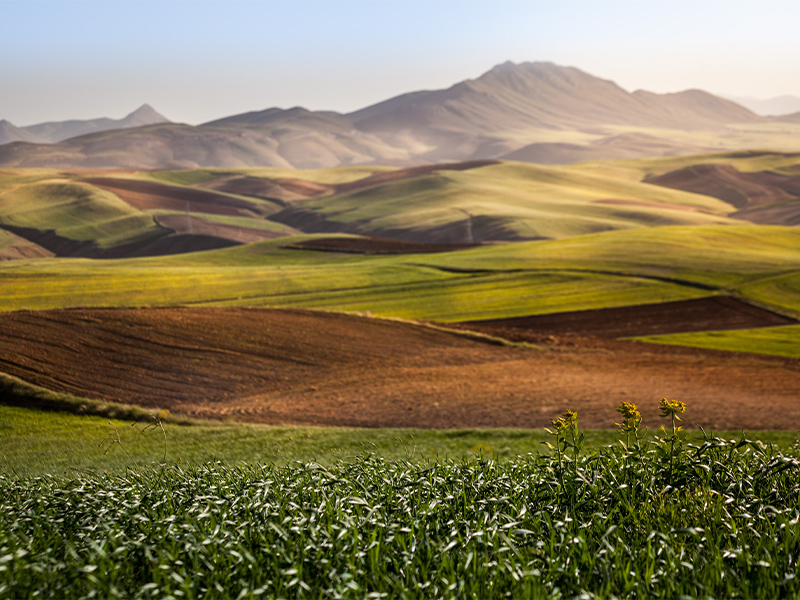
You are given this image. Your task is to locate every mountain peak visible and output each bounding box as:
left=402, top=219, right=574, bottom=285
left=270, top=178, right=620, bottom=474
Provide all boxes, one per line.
left=122, top=104, right=170, bottom=125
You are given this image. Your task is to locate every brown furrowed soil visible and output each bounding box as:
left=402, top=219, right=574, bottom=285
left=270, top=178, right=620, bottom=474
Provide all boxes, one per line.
left=81, top=177, right=264, bottom=217
left=645, top=163, right=800, bottom=226
left=460, top=296, right=798, bottom=338
left=330, top=160, right=500, bottom=195
left=1, top=307, right=799, bottom=430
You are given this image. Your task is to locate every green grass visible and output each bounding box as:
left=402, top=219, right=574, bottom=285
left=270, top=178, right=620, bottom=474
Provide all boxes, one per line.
left=633, top=325, right=800, bottom=359
left=0, top=179, right=163, bottom=247
left=0, top=226, right=798, bottom=326
left=737, top=270, right=800, bottom=315
left=0, top=405, right=619, bottom=477
left=287, top=160, right=739, bottom=241
left=2, top=405, right=798, bottom=478
left=3, top=416, right=800, bottom=598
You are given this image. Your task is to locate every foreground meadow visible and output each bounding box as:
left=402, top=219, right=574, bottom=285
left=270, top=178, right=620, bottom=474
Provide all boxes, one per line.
left=3, top=404, right=800, bottom=599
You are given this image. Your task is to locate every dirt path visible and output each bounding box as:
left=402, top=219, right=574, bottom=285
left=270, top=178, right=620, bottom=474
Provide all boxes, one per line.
left=1, top=308, right=799, bottom=430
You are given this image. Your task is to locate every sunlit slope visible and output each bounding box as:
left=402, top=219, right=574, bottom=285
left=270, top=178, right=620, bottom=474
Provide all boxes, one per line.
left=1, top=225, right=798, bottom=321
left=0, top=170, right=299, bottom=256
left=417, top=225, right=800, bottom=290
left=574, top=150, right=800, bottom=182
left=273, top=161, right=739, bottom=242
left=0, top=177, right=162, bottom=248
left=146, top=165, right=394, bottom=187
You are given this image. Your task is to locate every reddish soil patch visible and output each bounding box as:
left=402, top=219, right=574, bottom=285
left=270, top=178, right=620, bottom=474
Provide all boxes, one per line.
left=273, top=178, right=335, bottom=198
left=1, top=307, right=799, bottom=430
left=646, top=164, right=800, bottom=213
left=82, top=177, right=263, bottom=217
left=460, top=296, right=797, bottom=338
left=284, top=236, right=481, bottom=254
left=732, top=201, right=800, bottom=227
left=331, top=160, right=499, bottom=195
left=198, top=176, right=320, bottom=204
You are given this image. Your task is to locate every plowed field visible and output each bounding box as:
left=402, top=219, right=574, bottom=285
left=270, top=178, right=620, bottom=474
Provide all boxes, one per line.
left=82, top=177, right=262, bottom=217
left=1, top=308, right=799, bottom=430
left=461, top=296, right=797, bottom=338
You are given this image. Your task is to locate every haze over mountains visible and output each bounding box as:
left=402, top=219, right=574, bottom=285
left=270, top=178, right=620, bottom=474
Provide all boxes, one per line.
left=724, top=94, right=800, bottom=117
left=0, top=104, right=169, bottom=145
left=1, top=62, right=797, bottom=170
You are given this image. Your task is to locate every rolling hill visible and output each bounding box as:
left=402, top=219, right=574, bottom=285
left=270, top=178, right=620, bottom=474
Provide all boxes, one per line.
left=0, top=62, right=787, bottom=170
left=1, top=151, right=798, bottom=259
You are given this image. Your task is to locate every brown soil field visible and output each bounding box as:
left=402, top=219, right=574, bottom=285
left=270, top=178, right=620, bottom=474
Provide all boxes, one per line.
left=198, top=175, right=322, bottom=204
left=646, top=164, right=800, bottom=216
left=1, top=307, right=799, bottom=430
left=330, top=160, right=499, bottom=195
left=82, top=177, right=264, bottom=217
left=460, top=296, right=798, bottom=338
left=284, top=236, right=481, bottom=254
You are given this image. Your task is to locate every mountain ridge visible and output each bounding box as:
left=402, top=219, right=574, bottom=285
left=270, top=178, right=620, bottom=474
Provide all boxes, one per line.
left=1, top=104, right=170, bottom=145
left=0, top=62, right=783, bottom=169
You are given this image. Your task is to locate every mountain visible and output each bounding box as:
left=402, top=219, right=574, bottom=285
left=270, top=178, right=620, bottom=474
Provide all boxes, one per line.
left=0, top=62, right=770, bottom=169
left=351, top=61, right=757, bottom=134
left=17, top=104, right=170, bottom=143
left=724, top=94, right=800, bottom=116
left=0, top=120, right=48, bottom=145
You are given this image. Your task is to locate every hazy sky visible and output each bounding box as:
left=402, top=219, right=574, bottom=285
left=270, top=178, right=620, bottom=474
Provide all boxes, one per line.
left=3, top=0, right=800, bottom=126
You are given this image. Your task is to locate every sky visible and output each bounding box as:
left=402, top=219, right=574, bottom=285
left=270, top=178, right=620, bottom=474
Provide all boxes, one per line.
left=3, top=0, right=800, bottom=126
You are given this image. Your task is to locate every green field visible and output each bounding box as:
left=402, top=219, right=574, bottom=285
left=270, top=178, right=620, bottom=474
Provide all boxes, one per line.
left=3, top=406, right=800, bottom=598
left=280, top=160, right=738, bottom=240
left=3, top=404, right=799, bottom=478
left=633, top=324, right=800, bottom=359
left=1, top=225, right=798, bottom=324
left=0, top=156, right=799, bottom=355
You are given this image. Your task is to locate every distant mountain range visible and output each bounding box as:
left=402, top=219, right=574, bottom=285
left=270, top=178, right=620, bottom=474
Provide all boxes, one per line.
left=0, top=62, right=797, bottom=169
left=0, top=104, right=169, bottom=145
left=723, top=94, right=800, bottom=116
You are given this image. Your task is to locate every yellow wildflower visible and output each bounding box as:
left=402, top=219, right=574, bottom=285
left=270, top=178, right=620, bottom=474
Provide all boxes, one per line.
left=615, top=402, right=641, bottom=432
left=659, top=398, right=686, bottom=419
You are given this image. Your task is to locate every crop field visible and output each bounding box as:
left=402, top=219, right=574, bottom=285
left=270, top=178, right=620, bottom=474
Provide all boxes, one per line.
left=633, top=324, right=800, bottom=359
left=3, top=411, right=800, bottom=598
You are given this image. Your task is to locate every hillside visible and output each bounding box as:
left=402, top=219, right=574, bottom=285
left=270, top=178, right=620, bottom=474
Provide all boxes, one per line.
left=0, top=62, right=784, bottom=170
left=2, top=152, right=799, bottom=259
